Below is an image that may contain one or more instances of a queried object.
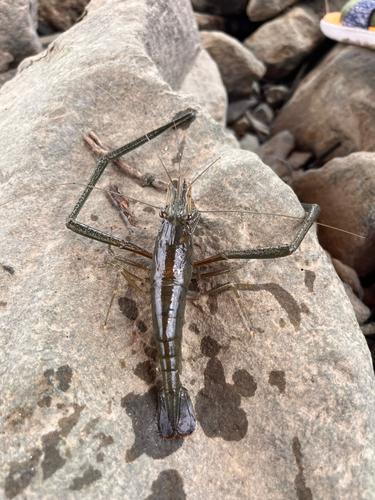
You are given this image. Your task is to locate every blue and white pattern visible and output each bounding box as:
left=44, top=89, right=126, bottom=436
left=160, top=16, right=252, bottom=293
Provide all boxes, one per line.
left=342, top=0, right=375, bottom=29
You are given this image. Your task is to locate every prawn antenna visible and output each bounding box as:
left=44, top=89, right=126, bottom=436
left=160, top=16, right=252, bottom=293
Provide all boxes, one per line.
left=92, top=84, right=173, bottom=184
left=173, top=119, right=182, bottom=206
left=0, top=183, right=162, bottom=210
left=190, top=157, right=221, bottom=186
left=173, top=120, right=182, bottom=180
left=325, top=0, right=330, bottom=14
left=197, top=209, right=366, bottom=239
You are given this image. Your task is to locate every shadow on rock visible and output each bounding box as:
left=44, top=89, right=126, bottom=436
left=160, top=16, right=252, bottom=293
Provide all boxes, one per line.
left=144, top=469, right=186, bottom=500
left=122, top=388, right=183, bottom=462
left=195, top=335, right=257, bottom=441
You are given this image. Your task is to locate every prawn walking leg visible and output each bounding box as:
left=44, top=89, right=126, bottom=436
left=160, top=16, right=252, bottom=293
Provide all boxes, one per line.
left=66, top=109, right=195, bottom=258
left=193, top=204, right=321, bottom=267
left=190, top=204, right=321, bottom=341
left=66, top=108, right=320, bottom=441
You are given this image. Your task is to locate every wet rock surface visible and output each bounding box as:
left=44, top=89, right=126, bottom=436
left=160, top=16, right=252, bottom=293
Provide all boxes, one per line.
left=1, top=0, right=375, bottom=499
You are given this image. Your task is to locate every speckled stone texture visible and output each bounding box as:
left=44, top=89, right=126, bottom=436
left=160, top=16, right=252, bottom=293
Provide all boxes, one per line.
left=0, top=1, right=375, bottom=499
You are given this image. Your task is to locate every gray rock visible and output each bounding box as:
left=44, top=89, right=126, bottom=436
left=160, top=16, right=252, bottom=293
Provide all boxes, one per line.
left=252, top=102, right=274, bottom=125
left=264, top=84, right=289, bottom=106
left=227, top=98, right=257, bottom=125
left=302, top=0, right=348, bottom=18
left=247, top=113, right=270, bottom=136
left=331, top=258, right=364, bottom=300
left=0, top=51, right=14, bottom=73
left=180, top=49, right=227, bottom=127
left=247, top=0, right=299, bottom=21
left=263, top=155, right=293, bottom=184
left=344, top=284, right=371, bottom=325
left=255, top=130, right=295, bottom=161
left=224, top=128, right=241, bottom=148
left=244, top=6, right=323, bottom=79
left=233, top=114, right=251, bottom=136
left=38, top=0, right=90, bottom=32
left=233, top=112, right=272, bottom=138
left=194, top=12, right=226, bottom=31
left=200, top=31, right=266, bottom=96
left=362, top=323, right=375, bottom=336
left=292, top=152, right=375, bottom=278
left=0, top=68, right=17, bottom=88
left=239, top=133, right=259, bottom=152
left=39, top=32, right=63, bottom=50
left=0, top=0, right=42, bottom=67
left=274, top=45, right=375, bottom=158
left=233, top=114, right=253, bottom=136
left=85, top=0, right=108, bottom=14
left=287, top=151, right=312, bottom=170
left=251, top=80, right=261, bottom=96
left=251, top=80, right=262, bottom=97
left=192, top=0, right=248, bottom=15
left=1, top=1, right=375, bottom=498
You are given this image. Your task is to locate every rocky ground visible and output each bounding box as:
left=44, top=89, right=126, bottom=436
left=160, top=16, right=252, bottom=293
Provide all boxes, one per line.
left=1, top=0, right=375, bottom=499
left=3, top=0, right=373, bottom=372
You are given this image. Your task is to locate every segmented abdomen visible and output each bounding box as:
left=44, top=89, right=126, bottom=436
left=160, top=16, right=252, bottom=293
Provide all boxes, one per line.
left=151, top=281, right=188, bottom=393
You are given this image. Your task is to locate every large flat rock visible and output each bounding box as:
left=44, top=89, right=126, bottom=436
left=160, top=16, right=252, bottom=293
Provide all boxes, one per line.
left=1, top=1, right=375, bottom=499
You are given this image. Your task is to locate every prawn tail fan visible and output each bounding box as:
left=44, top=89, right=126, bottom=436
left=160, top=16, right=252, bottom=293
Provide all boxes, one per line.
left=158, top=387, right=196, bottom=439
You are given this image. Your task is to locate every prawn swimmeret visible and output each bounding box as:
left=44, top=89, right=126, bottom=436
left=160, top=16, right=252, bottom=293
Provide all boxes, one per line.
left=65, top=108, right=321, bottom=439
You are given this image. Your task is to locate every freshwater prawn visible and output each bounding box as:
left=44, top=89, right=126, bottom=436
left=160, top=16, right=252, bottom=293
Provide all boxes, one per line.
left=65, top=107, right=321, bottom=439
left=1, top=100, right=363, bottom=440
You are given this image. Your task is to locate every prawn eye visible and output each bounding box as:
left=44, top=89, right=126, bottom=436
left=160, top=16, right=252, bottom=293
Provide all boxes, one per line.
left=186, top=213, right=193, bottom=221
left=159, top=210, right=168, bottom=220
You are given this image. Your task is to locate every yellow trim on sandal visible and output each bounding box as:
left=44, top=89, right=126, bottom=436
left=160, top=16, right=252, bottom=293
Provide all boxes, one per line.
left=323, top=11, right=375, bottom=30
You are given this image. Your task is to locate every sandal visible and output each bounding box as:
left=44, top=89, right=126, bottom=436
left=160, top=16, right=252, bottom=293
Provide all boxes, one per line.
left=320, top=0, right=375, bottom=48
